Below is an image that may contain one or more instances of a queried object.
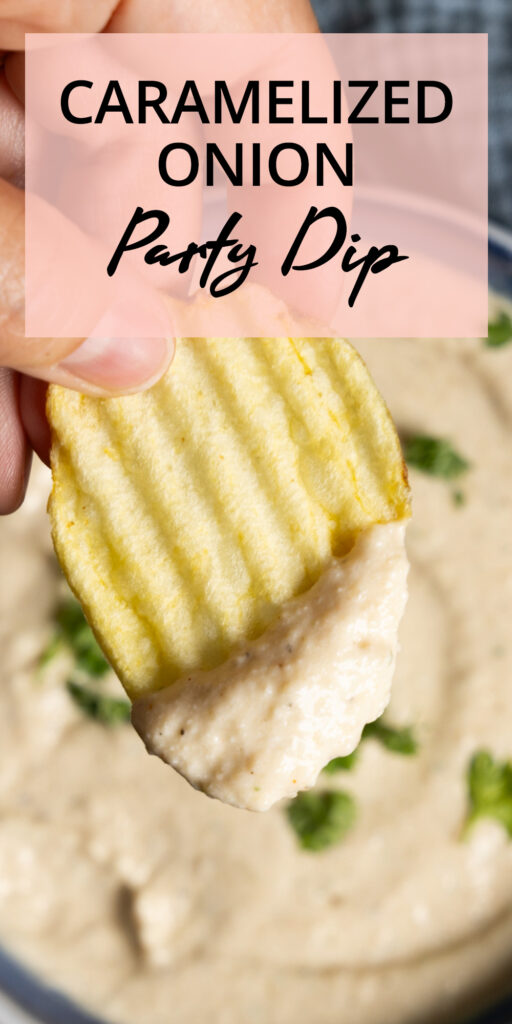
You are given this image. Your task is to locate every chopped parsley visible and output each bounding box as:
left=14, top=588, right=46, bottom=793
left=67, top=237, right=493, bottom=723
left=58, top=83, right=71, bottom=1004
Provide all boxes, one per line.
left=486, top=311, right=512, bottom=348
left=463, top=751, right=512, bottom=838
left=403, top=435, right=470, bottom=480
left=38, top=633, right=63, bottom=667
left=39, top=598, right=127, bottom=725
left=363, top=718, right=418, bottom=755
left=323, top=715, right=418, bottom=774
left=323, top=751, right=359, bottom=774
left=67, top=681, right=131, bottom=726
left=40, top=597, right=110, bottom=677
left=56, top=599, right=110, bottom=676
left=452, top=489, right=466, bottom=508
left=287, top=790, right=356, bottom=852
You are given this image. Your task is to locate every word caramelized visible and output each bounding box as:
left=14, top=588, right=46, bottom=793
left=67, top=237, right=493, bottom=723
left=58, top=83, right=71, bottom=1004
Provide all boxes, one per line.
left=62, top=78, right=453, bottom=127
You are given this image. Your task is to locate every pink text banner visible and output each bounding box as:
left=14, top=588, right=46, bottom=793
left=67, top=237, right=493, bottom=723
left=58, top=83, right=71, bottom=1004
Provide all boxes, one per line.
left=25, top=33, right=488, bottom=338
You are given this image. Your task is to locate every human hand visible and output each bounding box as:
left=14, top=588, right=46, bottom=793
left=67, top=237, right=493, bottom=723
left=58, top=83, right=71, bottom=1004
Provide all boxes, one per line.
left=0, top=0, right=332, bottom=515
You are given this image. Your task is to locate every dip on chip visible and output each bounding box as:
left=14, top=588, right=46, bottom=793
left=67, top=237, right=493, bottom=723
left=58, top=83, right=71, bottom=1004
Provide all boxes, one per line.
left=48, top=290, right=410, bottom=809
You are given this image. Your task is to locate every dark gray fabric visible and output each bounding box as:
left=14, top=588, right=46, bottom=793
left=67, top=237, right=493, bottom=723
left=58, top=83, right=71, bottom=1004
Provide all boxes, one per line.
left=312, top=0, right=511, bottom=230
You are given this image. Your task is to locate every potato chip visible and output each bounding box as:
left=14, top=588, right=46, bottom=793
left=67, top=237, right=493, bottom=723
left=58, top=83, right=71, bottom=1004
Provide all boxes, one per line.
left=48, top=288, right=410, bottom=807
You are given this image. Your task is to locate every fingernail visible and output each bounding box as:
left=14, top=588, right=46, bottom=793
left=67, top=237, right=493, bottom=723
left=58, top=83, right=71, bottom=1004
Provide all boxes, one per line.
left=59, top=335, right=174, bottom=392
left=58, top=300, right=174, bottom=393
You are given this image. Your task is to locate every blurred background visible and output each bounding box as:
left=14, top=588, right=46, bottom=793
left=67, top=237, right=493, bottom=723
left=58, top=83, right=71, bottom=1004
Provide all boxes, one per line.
left=312, top=0, right=511, bottom=232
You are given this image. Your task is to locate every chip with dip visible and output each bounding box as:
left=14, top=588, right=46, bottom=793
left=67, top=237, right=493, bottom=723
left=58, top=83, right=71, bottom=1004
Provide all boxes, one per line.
left=47, top=288, right=410, bottom=809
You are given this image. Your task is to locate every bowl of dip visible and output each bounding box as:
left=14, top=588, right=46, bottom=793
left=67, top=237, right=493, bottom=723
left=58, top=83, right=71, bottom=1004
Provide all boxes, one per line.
left=0, top=220, right=511, bottom=1024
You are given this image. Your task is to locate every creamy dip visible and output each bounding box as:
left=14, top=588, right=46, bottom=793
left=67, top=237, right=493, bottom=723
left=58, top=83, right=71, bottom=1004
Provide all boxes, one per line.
left=133, top=521, right=408, bottom=811
left=1, top=327, right=512, bottom=1024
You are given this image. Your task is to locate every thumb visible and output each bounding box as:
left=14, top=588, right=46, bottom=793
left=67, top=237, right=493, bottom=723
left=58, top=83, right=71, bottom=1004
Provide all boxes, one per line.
left=0, top=177, right=175, bottom=396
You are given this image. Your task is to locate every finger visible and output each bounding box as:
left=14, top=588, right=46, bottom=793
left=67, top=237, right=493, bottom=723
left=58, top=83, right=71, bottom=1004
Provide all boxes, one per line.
left=0, top=68, right=24, bottom=186
left=0, top=177, right=175, bottom=394
left=105, top=0, right=345, bottom=322
left=105, top=0, right=317, bottom=97
left=216, top=36, right=351, bottom=322
left=3, top=52, right=23, bottom=105
left=55, top=127, right=202, bottom=300
left=19, top=375, right=50, bottom=466
left=107, top=0, right=318, bottom=33
left=0, top=367, right=31, bottom=514
left=0, top=1, right=120, bottom=50
left=20, top=38, right=202, bottom=301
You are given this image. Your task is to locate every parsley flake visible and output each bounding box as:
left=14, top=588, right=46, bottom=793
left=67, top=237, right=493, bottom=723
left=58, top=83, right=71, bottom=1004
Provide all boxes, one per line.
left=323, top=715, right=418, bottom=775
left=39, top=633, right=63, bottom=668
left=287, top=790, right=356, bottom=852
left=41, top=598, right=110, bottom=677
left=486, top=312, right=512, bottom=348
left=363, top=719, right=418, bottom=755
left=323, top=751, right=359, bottom=774
left=67, top=681, right=131, bottom=726
left=403, top=435, right=470, bottom=480
left=463, top=751, right=512, bottom=838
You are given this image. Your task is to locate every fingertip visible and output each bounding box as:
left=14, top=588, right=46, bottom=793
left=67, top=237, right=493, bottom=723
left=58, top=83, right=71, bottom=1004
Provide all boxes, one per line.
left=51, top=295, right=176, bottom=395
left=19, top=375, right=51, bottom=467
left=0, top=368, right=32, bottom=514
left=53, top=335, right=175, bottom=395
left=0, top=446, right=32, bottom=514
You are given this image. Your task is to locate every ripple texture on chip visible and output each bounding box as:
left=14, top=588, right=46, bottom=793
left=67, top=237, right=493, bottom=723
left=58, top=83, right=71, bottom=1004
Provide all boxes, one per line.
left=48, top=335, right=410, bottom=700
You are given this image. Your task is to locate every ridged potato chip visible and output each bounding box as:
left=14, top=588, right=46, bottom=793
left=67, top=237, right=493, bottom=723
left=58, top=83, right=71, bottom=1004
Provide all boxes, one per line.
left=48, top=290, right=410, bottom=808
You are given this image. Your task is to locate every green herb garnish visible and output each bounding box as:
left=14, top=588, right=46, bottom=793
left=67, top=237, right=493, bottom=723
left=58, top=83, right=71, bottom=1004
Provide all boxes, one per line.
left=452, top=489, right=466, bottom=507
left=56, top=599, right=88, bottom=639
left=486, top=312, right=512, bottom=348
left=463, top=751, right=512, bottom=838
left=363, top=719, right=418, bottom=755
left=40, top=598, right=110, bottom=677
left=287, top=790, right=356, bottom=852
left=57, top=600, right=110, bottom=676
left=403, top=435, right=470, bottom=480
left=67, top=681, right=131, bottom=726
left=323, top=751, right=359, bottom=774
left=39, top=633, right=64, bottom=667
left=323, top=715, right=418, bottom=774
